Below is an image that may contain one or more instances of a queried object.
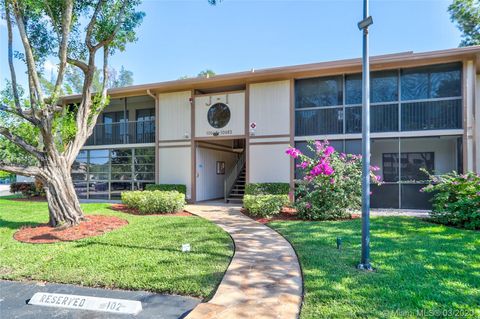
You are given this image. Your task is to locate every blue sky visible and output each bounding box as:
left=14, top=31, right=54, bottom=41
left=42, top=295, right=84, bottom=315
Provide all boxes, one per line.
left=0, top=0, right=462, bottom=88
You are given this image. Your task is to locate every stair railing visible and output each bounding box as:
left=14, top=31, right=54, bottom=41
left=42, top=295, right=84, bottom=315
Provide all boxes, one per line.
left=224, top=152, right=246, bottom=202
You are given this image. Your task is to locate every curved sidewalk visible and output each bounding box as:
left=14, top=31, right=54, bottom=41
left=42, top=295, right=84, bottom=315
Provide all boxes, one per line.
left=185, top=203, right=302, bottom=319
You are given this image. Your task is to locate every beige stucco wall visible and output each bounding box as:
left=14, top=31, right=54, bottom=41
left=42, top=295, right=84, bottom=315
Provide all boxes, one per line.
left=195, top=92, right=245, bottom=138
left=249, top=143, right=290, bottom=183
left=158, top=91, right=191, bottom=141
left=249, top=80, right=290, bottom=137
left=476, top=73, right=480, bottom=173
left=158, top=146, right=192, bottom=199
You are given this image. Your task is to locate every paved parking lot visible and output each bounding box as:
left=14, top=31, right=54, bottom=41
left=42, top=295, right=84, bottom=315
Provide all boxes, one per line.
left=0, top=280, right=200, bottom=319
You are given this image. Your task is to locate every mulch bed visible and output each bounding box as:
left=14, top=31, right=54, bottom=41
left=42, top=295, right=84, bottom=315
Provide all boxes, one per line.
left=109, top=204, right=193, bottom=216
left=241, top=207, right=361, bottom=224
left=13, top=215, right=128, bottom=244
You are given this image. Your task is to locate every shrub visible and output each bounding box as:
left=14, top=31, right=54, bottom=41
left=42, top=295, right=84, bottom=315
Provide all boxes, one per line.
left=10, top=180, right=45, bottom=197
left=243, top=194, right=290, bottom=218
left=121, top=190, right=185, bottom=214
left=422, top=171, right=480, bottom=230
left=286, top=140, right=380, bottom=220
left=245, top=183, right=290, bottom=195
left=145, top=184, right=187, bottom=195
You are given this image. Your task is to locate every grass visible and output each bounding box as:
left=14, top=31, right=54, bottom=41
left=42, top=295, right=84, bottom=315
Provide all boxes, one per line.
left=0, top=198, right=233, bottom=298
left=269, top=217, right=480, bottom=319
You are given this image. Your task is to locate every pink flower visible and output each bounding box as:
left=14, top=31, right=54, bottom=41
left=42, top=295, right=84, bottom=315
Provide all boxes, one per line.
left=370, top=165, right=380, bottom=172
left=296, top=161, right=309, bottom=169
left=285, top=147, right=301, bottom=159
left=375, top=175, right=382, bottom=182
left=324, top=146, right=335, bottom=156
left=330, top=178, right=335, bottom=184
left=305, top=202, right=311, bottom=209
left=314, top=141, right=324, bottom=152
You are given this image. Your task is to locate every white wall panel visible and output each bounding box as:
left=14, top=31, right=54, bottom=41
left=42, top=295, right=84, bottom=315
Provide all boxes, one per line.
left=249, top=80, right=290, bottom=136
left=249, top=143, right=290, bottom=183
left=196, top=147, right=237, bottom=201
left=476, top=74, right=480, bottom=173
left=158, top=147, right=192, bottom=199
left=159, top=91, right=191, bottom=141
left=195, top=92, right=245, bottom=138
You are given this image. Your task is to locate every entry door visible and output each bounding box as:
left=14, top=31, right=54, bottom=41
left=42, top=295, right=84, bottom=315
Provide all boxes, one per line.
left=196, top=147, right=207, bottom=201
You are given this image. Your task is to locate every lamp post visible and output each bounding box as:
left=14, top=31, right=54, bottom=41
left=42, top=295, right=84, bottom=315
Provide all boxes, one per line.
left=357, top=0, right=374, bottom=271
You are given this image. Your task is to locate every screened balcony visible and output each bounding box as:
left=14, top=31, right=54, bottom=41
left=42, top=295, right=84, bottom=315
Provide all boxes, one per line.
left=295, top=62, right=463, bottom=136
left=85, top=120, right=155, bottom=146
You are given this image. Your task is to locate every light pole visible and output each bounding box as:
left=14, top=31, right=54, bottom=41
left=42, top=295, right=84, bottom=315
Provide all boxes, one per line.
left=357, top=0, right=374, bottom=271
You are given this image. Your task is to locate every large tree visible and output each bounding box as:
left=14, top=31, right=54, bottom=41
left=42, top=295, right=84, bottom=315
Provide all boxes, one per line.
left=0, top=0, right=144, bottom=227
left=448, top=0, right=480, bottom=46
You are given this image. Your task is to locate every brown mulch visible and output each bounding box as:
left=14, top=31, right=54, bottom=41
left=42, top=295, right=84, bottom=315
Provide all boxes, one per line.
left=13, top=215, right=128, bottom=244
left=241, top=207, right=361, bottom=224
left=109, top=204, right=193, bottom=216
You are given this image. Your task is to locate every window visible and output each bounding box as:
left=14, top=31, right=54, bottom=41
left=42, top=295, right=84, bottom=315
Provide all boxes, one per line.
left=295, top=108, right=343, bottom=136
left=382, top=152, right=434, bottom=182
left=72, top=147, right=155, bottom=200
left=207, top=103, right=231, bottom=129
left=401, top=63, right=461, bottom=101
left=136, top=109, right=155, bottom=143
left=345, top=70, right=398, bottom=105
left=295, top=76, right=343, bottom=108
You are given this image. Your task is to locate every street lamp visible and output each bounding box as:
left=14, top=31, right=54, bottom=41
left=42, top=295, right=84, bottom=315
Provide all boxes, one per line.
left=357, top=0, right=374, bottom=271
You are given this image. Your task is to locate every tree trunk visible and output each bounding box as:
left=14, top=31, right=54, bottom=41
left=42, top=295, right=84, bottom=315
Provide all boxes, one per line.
left=42, top=163, right=85, bottom=228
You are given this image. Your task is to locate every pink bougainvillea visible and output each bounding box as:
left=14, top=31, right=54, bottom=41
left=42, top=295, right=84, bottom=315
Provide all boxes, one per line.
left=285, top=140, right=381, bottom=220
left=285, top=147, right=302, bottom=158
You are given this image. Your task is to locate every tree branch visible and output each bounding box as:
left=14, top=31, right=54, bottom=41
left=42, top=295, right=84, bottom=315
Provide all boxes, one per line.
left=67, top=57, right=88, bottom=74
left=0, top=126, right=45, bottom=161
left=0, top=162, right=40, bottom=177
left=11, top=1, right=45, bottom=105
left=92, top=1, right=129, bottom=51
left=51, top=0, right=74, bottom=103
left=4, top=0, right=39, bottom=125
left=85, top=0, right=106, bottom=49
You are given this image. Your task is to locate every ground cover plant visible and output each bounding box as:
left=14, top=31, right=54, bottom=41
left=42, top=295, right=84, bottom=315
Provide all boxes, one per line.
left=422, top=171, right=480, bottom=230
left=269, top=217, right=480, bottom=319
left=0, top=198, right=233, bottom=298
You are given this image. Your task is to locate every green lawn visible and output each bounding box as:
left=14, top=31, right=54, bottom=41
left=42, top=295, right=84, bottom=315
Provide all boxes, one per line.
left=269, top=217, right=480, bottom=319
left=0, top=198, right=233, bottom=298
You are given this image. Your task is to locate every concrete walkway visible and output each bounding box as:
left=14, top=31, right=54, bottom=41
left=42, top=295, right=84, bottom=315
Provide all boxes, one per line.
left=185, top=203, right=302, bottom=319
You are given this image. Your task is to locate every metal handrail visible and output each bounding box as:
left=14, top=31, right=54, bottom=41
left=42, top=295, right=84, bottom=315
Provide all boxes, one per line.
left=86, top=119, right=155, bottom=146
left=224, top=152, right=246, bottom=202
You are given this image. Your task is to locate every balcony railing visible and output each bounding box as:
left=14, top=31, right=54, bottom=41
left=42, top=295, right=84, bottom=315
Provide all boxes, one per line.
left=86, top=120, right=155, bottom=146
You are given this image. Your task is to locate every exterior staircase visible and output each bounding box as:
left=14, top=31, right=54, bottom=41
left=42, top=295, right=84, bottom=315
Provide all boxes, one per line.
left=226, top=166, right=246, bottom=204
left=224, top=152, right=246, bottom=204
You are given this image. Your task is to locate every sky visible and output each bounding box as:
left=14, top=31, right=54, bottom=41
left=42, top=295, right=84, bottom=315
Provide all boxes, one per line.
left=0, top=0, right=463, bottom=89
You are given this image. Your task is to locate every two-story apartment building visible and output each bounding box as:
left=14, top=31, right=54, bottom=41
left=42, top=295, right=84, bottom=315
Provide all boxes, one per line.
left=65, top=46, right=480, bottom=209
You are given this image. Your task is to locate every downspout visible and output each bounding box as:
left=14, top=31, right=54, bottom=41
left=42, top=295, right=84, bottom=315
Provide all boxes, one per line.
left=146, top=89, right=160, bottom=184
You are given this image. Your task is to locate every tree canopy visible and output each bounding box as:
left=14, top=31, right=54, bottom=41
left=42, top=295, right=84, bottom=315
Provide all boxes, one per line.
left=448, top=0, right=480, bottom=46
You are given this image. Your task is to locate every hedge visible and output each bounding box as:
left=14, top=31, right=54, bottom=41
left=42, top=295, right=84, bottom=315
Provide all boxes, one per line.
left=243, top=194, right=290, bottom=218
left=145, top=184, right=187, bottom=195
left=10, top=181, right=45, bottom=197
left=245, top=183, right=290, bottom=195
left=121, top=190, right=185, bottom=214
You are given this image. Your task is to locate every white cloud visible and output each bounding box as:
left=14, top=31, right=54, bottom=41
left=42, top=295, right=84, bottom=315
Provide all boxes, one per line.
left=44, top=60, right=57, bottom=74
